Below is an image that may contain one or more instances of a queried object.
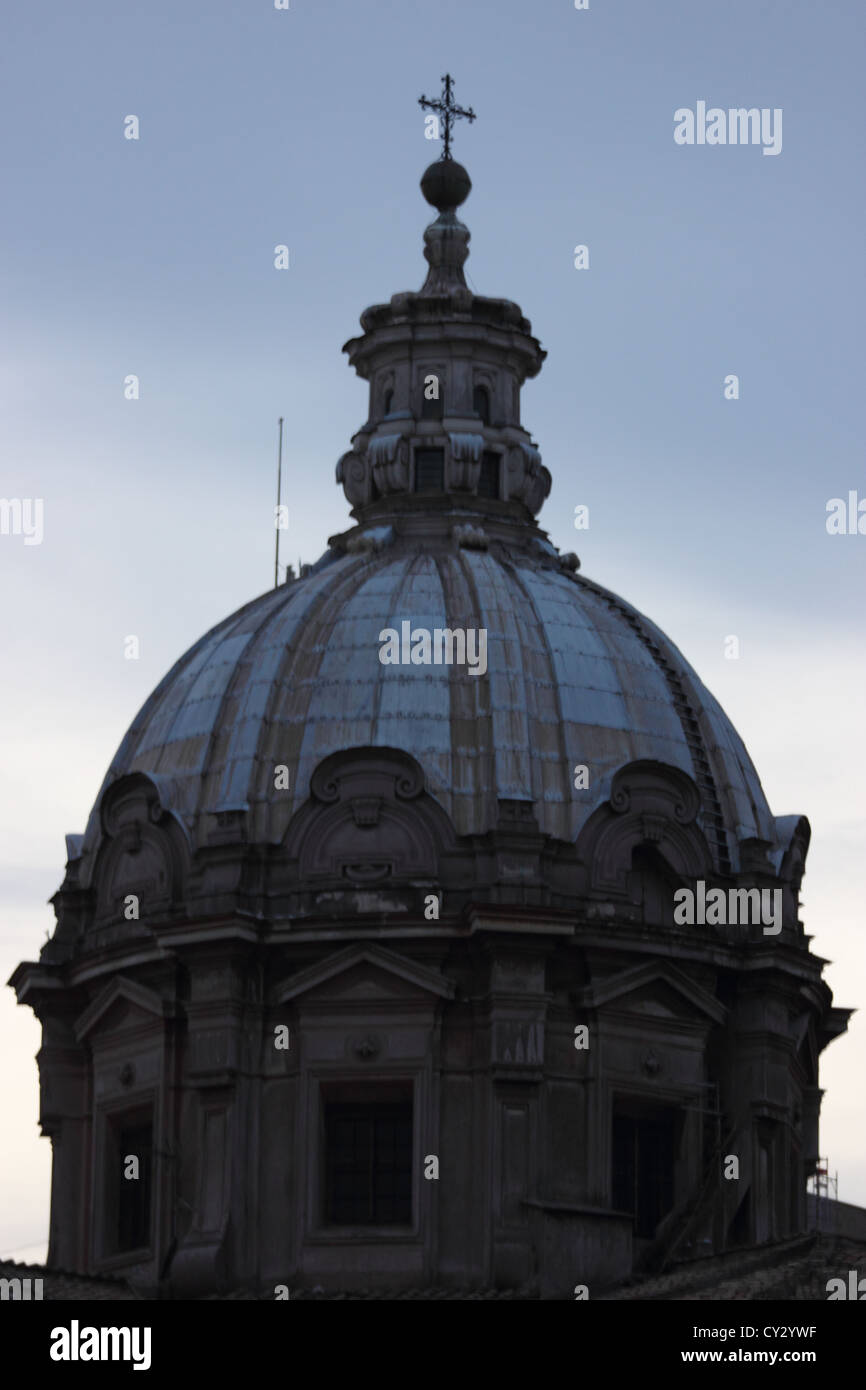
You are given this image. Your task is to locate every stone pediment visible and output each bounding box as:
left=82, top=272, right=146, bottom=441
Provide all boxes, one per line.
left=275, top=943, right=455, bottom=1006
left=284, top=747, right=457, bottom=891
left=85, top=772, right=190, bottom=922
left=74, top=976, right=170, bottom=1042
left=576, top=961, right=726, bottom=1025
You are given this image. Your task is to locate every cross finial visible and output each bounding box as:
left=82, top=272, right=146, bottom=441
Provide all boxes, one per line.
left=418, top=73, right=476, bottom=161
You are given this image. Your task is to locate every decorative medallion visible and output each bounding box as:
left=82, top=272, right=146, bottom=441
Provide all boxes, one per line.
left=642, top=1048, right=662, bottom=1078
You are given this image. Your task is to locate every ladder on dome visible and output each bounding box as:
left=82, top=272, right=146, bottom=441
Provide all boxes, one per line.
left=583, top=580, right=733, bottom=875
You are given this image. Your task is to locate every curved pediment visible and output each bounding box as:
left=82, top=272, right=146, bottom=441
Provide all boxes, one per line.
left=285, top=747, right=456, bottom=888
left=577, top=760, right=712, bottom=897
left=87, top=773, right=190, bottom=926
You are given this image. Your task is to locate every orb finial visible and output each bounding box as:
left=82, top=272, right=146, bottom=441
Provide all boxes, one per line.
left=420, top=158, right=472, bottom=213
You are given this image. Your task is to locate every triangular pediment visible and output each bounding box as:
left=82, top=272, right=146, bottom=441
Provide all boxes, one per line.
left=615, top=981, right=705, bottom=1021
left=577, top=961, right=726, bottom=1024
left=275, top=943, right=455, bottom=1004
left=74, top=976, right=168, bottom=1042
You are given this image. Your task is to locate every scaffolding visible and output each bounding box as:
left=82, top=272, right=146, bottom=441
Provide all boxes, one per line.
left=807, top=1158, right=838, bottom=1234
left=652, top=1082, right=725, bottom=1270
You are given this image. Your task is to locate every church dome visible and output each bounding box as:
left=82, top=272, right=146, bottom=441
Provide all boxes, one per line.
left=78, top=532, right=773, bottom=874
left=14, top=89, right=848, bottom=1302
left=70, top=151, right=781, bottom=890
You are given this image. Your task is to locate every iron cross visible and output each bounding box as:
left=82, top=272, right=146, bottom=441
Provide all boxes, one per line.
left=418, top=74, right=476, bottom=161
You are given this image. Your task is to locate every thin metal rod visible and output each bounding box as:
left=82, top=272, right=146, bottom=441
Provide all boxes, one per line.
left=274, top=416, right=283, bottom=588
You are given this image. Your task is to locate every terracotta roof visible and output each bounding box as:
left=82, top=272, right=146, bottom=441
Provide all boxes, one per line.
left=0, top=1260, right=139, bottom=1301
left=209, top=1285, right=538, bottom=1300
left=600, top=1234, right=866, bottom=1301
left=8, top=1239, right=864, bottom=1299
left=0, top=1260, right=534, bottom=1300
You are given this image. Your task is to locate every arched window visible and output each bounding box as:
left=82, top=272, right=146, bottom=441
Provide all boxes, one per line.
left=414, top=448, right=444, bottom=492
left=478, top=451, right=499, bottom=499
left=421, top=375, right=443, bottom=420
left=383, top=389, right=394, bottom=416
left=473, top=384, right=491, bottom=425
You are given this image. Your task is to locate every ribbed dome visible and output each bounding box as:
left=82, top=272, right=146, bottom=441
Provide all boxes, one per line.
left=78, top=529, right=774, bottom=876
left=73, top=154, right=779, bottom=887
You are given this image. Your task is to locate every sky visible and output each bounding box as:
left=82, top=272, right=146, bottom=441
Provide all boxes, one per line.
left=1, top=0, right=864, bottom=1263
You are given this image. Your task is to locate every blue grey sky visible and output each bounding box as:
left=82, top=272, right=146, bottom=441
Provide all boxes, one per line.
left=2, top=0, right=864, bottom=1260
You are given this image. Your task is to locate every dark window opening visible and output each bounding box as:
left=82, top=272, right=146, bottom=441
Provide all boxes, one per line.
left=478, top=451, right=500, bottom=499
left=473, top=384, right=491, bottom=425
left=421, top=379, right=443, bottom=419
left=629, top=844, right=680, bottom=926
left=383, top=388, right=394, bottom=416
left=612, top=1106, right=676, bottom=1239
left=111, top=1118, right=153, bottom=1254
left=324, top=1095, right=412, bottom=1225
left=728, top=1188, right=751, bottom=1247
left=414, top=447, right=444, bottom=492
left=754, top=1126, right=778, bottom=1243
